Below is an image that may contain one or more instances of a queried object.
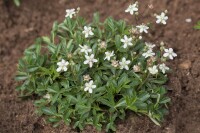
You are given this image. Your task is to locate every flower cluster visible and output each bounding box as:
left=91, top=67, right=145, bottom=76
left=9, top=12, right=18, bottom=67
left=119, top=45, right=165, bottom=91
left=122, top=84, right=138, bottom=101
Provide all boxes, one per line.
left=16, top=1, right=176, bottom=132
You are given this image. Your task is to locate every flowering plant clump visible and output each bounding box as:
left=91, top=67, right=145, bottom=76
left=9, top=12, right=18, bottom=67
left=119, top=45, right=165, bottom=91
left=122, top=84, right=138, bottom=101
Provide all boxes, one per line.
left=16, top=2, right=176, bottom=132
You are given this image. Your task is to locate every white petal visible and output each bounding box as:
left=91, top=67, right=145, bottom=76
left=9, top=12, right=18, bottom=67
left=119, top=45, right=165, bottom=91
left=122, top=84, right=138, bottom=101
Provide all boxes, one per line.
left=63, top=67, right=67, bottom=71
left=84, top=87, right=88, bottom=91
left=89, top=89, right=93, bottom=93
left=156, top=20, right=161, bottom=24
left=65, top=62, right=69, bottom=66
left=89, top=62, right=93, bottom=67
left=169, top=55, right=173, bottom=60
left=84, top=26, right=87, bottom=30
left=85, top=34, right=88, bottom=38
left=61, top=59, right=66, bottom=63
left=163, top=53, right=169, bottom=57
left=84, top=60, right=89, bottom=64
left=85, top=55, right=89, bottom=59
left=89, top=80, right=93, bottom=84
left=169, top=48, right=173, bottom=52
left=121, top=39, right=125, bottom=42
left=93, top=59, right=98, bottom=62
left=173, top=53, right=177, bottom=57
left=128, top=42, right=133, bottom=46
left=125, top=66, right=129, bottom=70
left=124, top=35, right=128, bottom=39
left=56, top=67, right=62, bottom=72
left=126, top=60, right=131, bottom=64
left=123, top=44, right=127, bottom=48
left=57, top=62, right=62, bottom=66
left=92, top=85, right=96, bottom=89
left=164, top=49, right=169, bottom=52
left=89, top=31, right=94, bottom=36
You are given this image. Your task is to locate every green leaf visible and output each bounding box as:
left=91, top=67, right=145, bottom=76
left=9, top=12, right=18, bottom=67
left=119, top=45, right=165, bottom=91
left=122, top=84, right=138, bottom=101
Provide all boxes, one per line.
left=160, top=97, right=171, bottom=104
left=194, top=21, right=200, bottom=29
left=42, top=36, right=51, bottom=44
left=47, top=43, right=57, bottom=53
left=67, top=39, right=73, bottom=51
left=47, top=83, right=59, bottom=93
left=15, top=73, right=28, bottom=81
left=93, top=13, right=100, bottom=24
left=138, top=92, right=150, bottom=102
left=27, top=66, right=39, bottom=72
left=97, top=97, right=114, bottom=108
left=128, top=105, right=138, bottom=112
left=115, top=98, right=126, bottom=108
left=148, top=112, right=161, bottom=126
left=13, top=0, right=20, bottom=6
left=117, top=20, right=126, bottom=33
left=48, top=117, right=61, bottom=123
left=51, top=22, right=58, bottom=42
left=41, top=107, right=57, bottom=115
left=51, top=93, right=60, bottom=104
left=115, top=35, right=122, bottom=50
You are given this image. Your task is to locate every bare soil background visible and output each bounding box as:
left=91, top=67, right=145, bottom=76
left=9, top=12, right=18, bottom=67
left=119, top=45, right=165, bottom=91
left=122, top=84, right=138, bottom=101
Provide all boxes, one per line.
left=0, top=0, right=200, bottom=133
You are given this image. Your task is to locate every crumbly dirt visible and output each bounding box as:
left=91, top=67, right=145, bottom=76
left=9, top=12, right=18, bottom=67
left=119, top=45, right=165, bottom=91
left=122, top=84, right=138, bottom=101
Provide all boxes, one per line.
left=0, top=0, right=200, bottom=133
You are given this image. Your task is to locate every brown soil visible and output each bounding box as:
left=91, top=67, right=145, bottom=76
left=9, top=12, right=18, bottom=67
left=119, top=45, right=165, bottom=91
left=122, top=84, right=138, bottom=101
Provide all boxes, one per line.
left=0, top=0, right=200, bottom=133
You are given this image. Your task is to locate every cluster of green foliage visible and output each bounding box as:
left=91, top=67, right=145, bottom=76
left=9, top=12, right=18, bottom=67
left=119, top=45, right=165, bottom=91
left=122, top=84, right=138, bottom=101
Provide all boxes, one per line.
left=16, top=13, right=170, bottom=132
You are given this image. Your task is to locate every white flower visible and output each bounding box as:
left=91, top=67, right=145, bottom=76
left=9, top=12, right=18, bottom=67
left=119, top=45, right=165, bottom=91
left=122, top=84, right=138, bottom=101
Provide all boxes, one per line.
left=145, top=42, right=156, bottom=50
left=136, top=24, right=149, bottom=33
left=65, top=9, right=76, bottom=18
left=142, top=50, right=155, bottom=58
left=84, top=80, right=96, bottom=93
left=84, top=54, right=98, bottom=68
left=82, top=26, right=94, bottom=38
left=159, top=63, right=169, bottom=74
left=119, top=57, right=131, bottom=70
left=125, top=2, right=138, bottom=15
left=121, top=35, right=133, bottom=48
left=163, top=48, right=177, bottom=60
left=79, top=44, right=92, bottom=55
left=56, top=59, right=69, bottom=72
left=104, top=51, right=115, bottom=61
left=148, top=65, right=158, bottom=75
left=156, top=12, right=168, bottom=25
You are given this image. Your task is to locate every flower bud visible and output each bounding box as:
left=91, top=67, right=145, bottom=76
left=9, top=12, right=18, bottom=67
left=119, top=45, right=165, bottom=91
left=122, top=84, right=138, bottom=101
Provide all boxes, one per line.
left=83, top=74, right=91, bottom=81
left=133, top=65, right=141, bottom=72
left=111, top=60, right=119, bottom=67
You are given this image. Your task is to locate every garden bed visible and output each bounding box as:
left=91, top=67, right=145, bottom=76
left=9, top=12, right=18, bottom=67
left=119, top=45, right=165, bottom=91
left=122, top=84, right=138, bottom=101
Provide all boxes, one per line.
left=0, top=0, right=200, bottom=133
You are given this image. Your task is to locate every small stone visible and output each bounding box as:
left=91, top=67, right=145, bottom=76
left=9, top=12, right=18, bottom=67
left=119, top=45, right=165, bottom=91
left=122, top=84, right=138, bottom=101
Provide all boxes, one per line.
left=185, top=18, right=192, bottom=23
left=179, top=60, right=192, bottom=69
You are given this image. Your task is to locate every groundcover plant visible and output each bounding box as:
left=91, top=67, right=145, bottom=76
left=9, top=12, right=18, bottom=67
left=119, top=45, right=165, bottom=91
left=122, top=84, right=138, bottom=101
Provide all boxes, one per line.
left=15, top=2, right=177, bottom=132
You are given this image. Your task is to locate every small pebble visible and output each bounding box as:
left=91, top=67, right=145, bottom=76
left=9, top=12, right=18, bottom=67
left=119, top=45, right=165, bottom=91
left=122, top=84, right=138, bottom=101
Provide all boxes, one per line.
left=185, top=18, right=192, bottom=23
left=179, top=60, right=192, bottom=69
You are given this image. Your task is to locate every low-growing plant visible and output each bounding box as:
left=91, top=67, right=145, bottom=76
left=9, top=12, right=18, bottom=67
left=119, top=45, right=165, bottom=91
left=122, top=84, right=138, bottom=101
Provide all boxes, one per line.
left=16, top=2, right=177, bottom=132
